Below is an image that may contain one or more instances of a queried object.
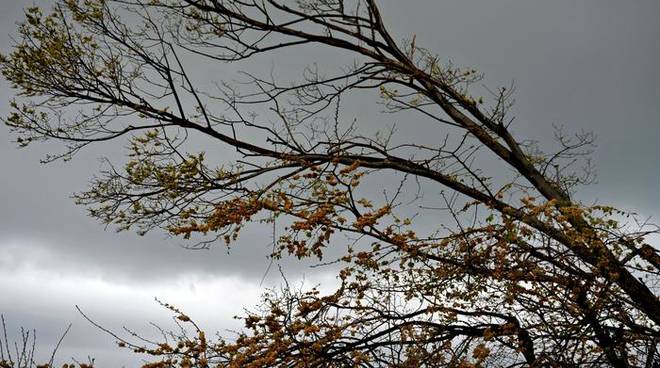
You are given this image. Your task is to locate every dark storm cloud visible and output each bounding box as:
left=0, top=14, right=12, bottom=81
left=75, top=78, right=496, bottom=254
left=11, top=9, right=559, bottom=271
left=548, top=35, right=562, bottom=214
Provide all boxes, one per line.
left=1, top=1, right=659, bottom=365
left=377, top=0, right=660, bottom=214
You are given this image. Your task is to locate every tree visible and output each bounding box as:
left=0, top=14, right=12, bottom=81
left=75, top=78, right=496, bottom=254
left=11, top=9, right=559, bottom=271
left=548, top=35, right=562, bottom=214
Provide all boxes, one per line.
left=2, top=1, right=659, bottom=366
left=0, top=315, right=75, bottom=368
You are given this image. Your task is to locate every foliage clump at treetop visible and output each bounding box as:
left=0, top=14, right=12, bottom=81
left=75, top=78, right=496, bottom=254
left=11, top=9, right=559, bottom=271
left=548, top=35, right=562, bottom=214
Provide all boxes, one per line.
left=2, top=1, right=659, bottom=367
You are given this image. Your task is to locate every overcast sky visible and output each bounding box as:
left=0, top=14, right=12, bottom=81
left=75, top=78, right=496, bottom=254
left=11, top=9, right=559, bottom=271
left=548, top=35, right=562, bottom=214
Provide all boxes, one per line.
left=1, top=1, right=659, bottom=366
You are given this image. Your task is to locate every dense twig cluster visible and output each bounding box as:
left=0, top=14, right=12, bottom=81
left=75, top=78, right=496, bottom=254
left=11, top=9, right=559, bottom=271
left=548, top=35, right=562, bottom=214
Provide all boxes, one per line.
left=0, top=315, right=78, bottom=368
